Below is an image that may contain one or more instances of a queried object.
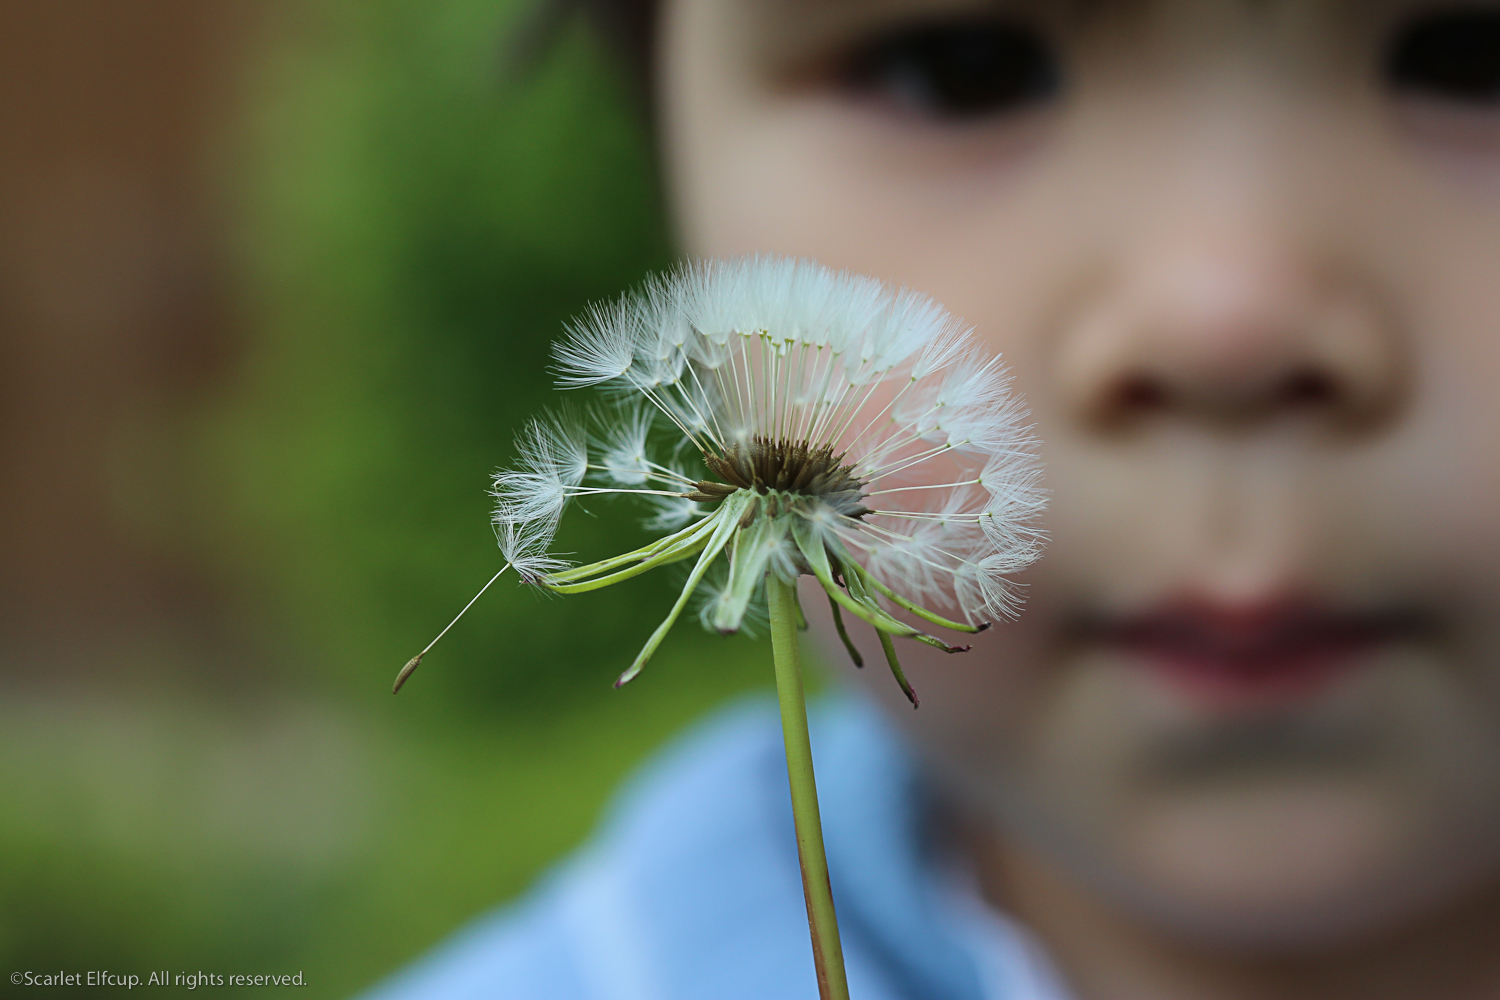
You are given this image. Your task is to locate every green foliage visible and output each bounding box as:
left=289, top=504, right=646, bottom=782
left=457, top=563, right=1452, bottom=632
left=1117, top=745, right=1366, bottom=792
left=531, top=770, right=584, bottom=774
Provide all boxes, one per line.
left=1, top=0, right=782, bottom=996
left=215, top=0, right=759, bottom=717
left=0, top=671, right=768, bottom=998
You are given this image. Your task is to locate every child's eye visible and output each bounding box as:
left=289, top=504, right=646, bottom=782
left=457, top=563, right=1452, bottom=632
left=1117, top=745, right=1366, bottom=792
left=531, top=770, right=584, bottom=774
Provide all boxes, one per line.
left=842, top=18, right=1061, bottom=120
left=1385, top=7, right=1500, bottom=104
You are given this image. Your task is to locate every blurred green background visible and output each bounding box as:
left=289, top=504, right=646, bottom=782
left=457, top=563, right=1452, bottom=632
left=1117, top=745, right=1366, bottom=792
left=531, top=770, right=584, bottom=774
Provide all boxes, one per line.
left=0, top=0, right=779, bottom=994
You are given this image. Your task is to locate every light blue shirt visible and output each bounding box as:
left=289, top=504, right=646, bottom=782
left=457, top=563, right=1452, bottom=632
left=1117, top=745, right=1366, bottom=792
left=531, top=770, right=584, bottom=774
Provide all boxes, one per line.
left=366, top=695, right=1072, bottom=1000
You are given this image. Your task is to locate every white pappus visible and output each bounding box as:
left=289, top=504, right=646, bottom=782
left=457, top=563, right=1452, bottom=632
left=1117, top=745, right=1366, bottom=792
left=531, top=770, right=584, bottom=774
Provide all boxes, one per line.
left=399, top=256, right=1046, bottom=704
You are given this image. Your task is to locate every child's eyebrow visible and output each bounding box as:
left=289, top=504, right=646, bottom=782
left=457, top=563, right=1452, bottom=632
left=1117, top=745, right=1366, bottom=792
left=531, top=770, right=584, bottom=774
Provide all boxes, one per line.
left=735, top=0, right=1385, bottom=76
left=737, top=0, right=1113, bottom=73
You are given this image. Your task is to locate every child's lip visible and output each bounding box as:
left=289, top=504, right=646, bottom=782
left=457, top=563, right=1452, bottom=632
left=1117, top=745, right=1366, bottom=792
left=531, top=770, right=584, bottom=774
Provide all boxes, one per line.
left=1086, top=596, right=1431, bottom=708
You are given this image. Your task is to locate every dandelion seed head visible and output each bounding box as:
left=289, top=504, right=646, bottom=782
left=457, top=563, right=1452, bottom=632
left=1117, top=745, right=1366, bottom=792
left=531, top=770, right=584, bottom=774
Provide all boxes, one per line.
left=510, top=255, right=1045, bottom=654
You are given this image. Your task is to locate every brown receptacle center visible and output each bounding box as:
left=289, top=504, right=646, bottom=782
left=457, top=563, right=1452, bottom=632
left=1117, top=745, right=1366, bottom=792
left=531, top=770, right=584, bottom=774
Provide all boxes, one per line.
left=684, top=437, right=869, bottom=516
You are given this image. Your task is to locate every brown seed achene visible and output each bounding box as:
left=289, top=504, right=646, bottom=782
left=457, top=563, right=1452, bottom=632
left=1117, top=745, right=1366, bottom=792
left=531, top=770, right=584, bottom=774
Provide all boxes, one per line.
left=691, top=437, right=867, bottom=511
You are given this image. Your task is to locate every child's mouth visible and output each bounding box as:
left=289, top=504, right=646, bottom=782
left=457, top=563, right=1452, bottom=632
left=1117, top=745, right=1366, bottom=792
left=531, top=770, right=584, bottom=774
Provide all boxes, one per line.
left=1094, top=598, right=1427, bottom=708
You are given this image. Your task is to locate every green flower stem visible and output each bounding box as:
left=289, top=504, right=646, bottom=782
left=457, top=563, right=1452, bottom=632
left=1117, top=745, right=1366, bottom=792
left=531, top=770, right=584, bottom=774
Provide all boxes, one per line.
left=767, top=574, right=850, bottom=1000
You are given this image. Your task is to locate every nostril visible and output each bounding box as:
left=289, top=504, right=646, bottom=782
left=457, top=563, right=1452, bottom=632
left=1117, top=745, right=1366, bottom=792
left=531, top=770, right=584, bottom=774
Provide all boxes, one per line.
left=1099, top=367, right=1348, bottom=426
left=1280, top=368, right=1340, bottom=409
left=1059, top=266, right=1403, bottom=435
left=1112, top=373, right=1170, bottom=414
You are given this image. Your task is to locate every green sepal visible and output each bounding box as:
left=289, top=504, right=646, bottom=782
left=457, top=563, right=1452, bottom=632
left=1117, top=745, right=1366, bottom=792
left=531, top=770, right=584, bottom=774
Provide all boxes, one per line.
left=844, top=565, right=971, bottom=654
left=791, top=522, right=970, bottom=654
left=828, top=593, right=863, bottom=667
left=545, top=515, right=716, bottom=586
left=613, top=497, right=744, bottom=687
left=545, top=495, right=749, bottom=595
left=876, top=628, right=918, bottom=708
left=708, top=515, right=779, bottom=634
left=847, top=560, right=987, bottom=634
left=791, top=522, right=917, bottom=639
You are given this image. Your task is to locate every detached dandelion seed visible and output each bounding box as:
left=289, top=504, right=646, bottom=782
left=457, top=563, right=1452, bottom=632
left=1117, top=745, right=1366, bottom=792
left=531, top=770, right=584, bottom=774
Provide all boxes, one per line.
left=395, top=256, right=1046, bottom=1000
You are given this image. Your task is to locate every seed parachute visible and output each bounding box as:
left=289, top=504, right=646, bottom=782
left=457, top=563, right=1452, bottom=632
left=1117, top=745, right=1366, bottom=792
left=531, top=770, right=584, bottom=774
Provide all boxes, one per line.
left=468, top=255, right=1048, bottom=703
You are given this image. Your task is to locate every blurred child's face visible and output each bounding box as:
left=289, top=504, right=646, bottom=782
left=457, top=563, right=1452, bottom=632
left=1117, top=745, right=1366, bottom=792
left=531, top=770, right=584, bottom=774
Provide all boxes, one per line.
left=662, top=0, right=1500, bottom=948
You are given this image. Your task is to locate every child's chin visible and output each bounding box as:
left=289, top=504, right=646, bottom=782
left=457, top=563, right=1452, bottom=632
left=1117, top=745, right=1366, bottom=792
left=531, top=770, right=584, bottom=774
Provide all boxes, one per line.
left=927, top=640, right=1500, bottom=950
left=1110, top=780, right=1468, bottom=948
left=1063, top=653, right=1500, bottom=948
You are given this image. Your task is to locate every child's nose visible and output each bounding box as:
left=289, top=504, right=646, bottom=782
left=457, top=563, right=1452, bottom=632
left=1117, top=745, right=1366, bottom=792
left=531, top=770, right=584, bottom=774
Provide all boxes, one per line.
left=1054, top=246, right=1406, bottom=435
